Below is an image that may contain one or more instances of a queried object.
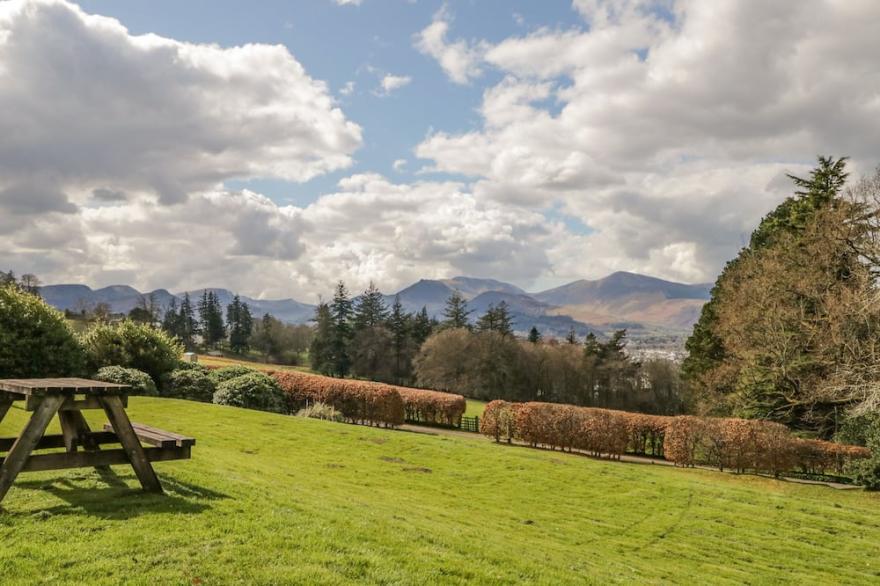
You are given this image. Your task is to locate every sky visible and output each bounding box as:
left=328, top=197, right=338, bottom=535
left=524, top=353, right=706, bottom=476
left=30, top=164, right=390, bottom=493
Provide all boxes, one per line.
left=1, top=0, right=879, bottom=301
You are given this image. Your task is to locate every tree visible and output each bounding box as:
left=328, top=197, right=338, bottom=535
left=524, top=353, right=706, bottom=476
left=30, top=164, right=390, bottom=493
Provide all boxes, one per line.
left=388, top=295, right=413, bottom=384
left=226, top=294, right=253, bottom=354
left=329, top=282, right=354, bottom=376
left=477, top=302, right=514, bottom=337
left=528, top=326, right=542, bottom=344
left=565, top=326, right=578, bottom=345
left=683, top=157, right=880, bottom=435
left=442, top=290, right=471, bottom=330
left=19, top=273, right=41, bottom=296
left=161, top=297, right=182, bottom=337
left=309, top=302, right=334, bottom=375
left=353, top=281, right=388, bottom=330
left=411, top=306, right=434, bottom=346
left=198, top=290, right=226, bottom=349
left=178, top=293, right=199, bottom=350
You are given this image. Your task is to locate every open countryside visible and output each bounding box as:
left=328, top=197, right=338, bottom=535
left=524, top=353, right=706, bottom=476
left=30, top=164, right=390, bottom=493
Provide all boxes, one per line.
left=3, top=1, right=880, bottom=585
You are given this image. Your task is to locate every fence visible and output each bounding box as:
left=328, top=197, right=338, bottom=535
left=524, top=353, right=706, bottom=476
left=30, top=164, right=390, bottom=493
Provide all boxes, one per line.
left=459, top=416, right=480, bottom=433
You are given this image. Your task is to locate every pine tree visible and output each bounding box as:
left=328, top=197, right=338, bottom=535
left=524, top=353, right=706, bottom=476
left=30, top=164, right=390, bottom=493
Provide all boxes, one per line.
left=227, top=294, right=253, bottom=354
left=161, top=297, right=182, bottom=339
left=199, top=290, right=226, bottom=349
left=179, top=293, right=199, bottom=350
left=310, top=302, right=334, bottom=374
left=411, top=306, right=434, bottom=347
left=442, top=290, right=471, bottom=330
left=528, top=326, right=542, bottom=344
left=495, top=301, right=514, bottom=337
left=387, top=295, right=410, bottom=384
left=353, top=281, right=388, bottom=330
left=476, top=304, right=498, bottom=333
left=329, top=281, right=354, bottom=376
left=565, top=326, right=578, bottom=345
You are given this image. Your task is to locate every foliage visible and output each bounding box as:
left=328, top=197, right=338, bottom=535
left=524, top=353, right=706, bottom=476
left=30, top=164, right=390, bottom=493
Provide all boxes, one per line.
left=309, top=301, right=335, bottom=375
left=251, top=313, right=312, bottom=365
left=396, top=386, right=466, bottom=426
left=209, top=364, right=259, bottom=384
left=845, top=419, right=880, bottom=490
left=198, top=290, right=226, bottom=349
left=442, top=290, right=471, bottom=330
left=80, top=320, right=182, bottom=385
left=161, top=293, right=200, bottom=350
left=0, top=284, right=85, bottom=378
left=272, top=370, right=404, bottom=427
left=296, top=401, right=344, bottom=422
left=213, top=372, right=286, bottom=413
left=164, top=368, right=217, bottom=402
left=329, top=281, right=354, bottom=377
left=683, top=158, right=880, bottom=435
left=94, top=366, right=157, bottom=396
left=475, top=301, right=513, bottom=336
left=226, top=294, right=254, bottom=354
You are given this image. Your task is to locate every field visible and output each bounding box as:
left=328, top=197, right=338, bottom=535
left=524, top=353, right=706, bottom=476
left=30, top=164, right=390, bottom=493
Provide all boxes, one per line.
left=2, top=398, right=879, bottom=584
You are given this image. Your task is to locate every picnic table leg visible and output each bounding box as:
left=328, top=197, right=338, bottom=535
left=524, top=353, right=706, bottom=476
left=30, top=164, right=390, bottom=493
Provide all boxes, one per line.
left=0, top=400, right=12, bottom=427
left=0, top=394, right=64, bottom=504
left=58, top=411, right=79, bottom=453
left=99, top=396, right=163, bottom=494
left=65, top=410, right=114, bottom=474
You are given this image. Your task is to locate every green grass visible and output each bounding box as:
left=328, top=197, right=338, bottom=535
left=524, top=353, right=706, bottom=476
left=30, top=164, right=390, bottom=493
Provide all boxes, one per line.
left=2, top=398, right=879, bottom=584
left=464, top=399, right=487, bottom=418
left=197, top=353, right=312, bottom=373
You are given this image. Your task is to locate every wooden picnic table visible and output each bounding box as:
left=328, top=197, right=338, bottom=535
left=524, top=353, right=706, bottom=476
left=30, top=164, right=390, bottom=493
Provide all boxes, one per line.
left=0, top=378, right=194, bottom=504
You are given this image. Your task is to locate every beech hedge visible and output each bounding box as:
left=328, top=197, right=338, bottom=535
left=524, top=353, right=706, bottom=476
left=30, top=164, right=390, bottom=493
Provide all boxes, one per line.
left=481, top=400, right=870, bottom=477
left=395, top=387, right=466, bottom=426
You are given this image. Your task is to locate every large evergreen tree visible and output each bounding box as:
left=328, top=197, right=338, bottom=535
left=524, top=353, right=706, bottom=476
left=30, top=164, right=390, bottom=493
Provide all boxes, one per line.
left=329, top=281, right=354, bottom=376
left=310, top=302, right=335, bottom=375
left=226, top=294, right=253, bottom=354
left=442, top=290, right=471, bottom=330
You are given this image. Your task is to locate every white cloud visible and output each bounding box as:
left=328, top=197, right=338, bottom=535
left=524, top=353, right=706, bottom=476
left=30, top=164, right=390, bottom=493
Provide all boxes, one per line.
left=0, top=0, right=361, bottom=213
left=392, top=159, right=407, bottom=172
left=376, top=74, right=412, bottom=96
left=333, top=0, right=362, bottom=5
left=340, top=81, right=356, bottom=96
left=417, top=0, right=880, bottom=284
left=414, top=6, right=487, bottom=84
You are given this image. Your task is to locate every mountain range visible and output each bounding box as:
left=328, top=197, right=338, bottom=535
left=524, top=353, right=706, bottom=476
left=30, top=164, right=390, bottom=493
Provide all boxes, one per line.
left=39, top=271, right=711, bottom=338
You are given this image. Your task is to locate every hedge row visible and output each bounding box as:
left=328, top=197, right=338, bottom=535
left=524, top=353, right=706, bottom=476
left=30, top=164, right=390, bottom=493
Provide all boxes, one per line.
left=270, top=370, right=466, bottom=428
left=480, top=401, right=870, bottom=476
left=272, top=371, right=404, bottom=427
left=395, top=387, right=466, bottom=426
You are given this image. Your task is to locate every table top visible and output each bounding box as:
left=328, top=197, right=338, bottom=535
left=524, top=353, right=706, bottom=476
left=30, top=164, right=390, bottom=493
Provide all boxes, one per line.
left=0, top=378, right=129, bottom=396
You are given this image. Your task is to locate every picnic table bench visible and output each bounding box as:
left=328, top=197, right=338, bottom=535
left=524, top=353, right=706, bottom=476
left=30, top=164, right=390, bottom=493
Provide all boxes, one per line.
left=0, top=378, right=194, bottom=504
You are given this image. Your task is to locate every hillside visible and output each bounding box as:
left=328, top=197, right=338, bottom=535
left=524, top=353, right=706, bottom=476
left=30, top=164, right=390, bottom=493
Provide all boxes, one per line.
left=535, top=271, right=712, bottom=331
left=2, top=398, right=879, bottom=583
left=39, top=271, right=712, bottom=335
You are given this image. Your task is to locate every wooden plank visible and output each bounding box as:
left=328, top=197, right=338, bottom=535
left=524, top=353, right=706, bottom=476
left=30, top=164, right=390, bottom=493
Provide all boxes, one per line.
left=99, top=396, right=163, bottom=493
left=129, top=422, right=196, bottom=447
left=0, top=394, right=64, bottom=503
left=0, top=446, right=192, bottom=473
left=0, top=378, right=129, bottom=397
left=0, top=432, right=118, bottom=453
left=25, top=394, right=127, bottom=412
left=103, top=423, right=177, bottom=448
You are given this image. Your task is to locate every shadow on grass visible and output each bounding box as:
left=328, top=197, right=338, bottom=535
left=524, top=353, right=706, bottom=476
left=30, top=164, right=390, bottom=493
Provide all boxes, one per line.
left=1, top=470, right=228, bottom=519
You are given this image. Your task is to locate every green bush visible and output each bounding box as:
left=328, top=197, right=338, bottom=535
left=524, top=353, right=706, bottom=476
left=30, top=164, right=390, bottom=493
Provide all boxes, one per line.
left=847, top=420, right=880, bottom=490
left=172, top=360, right=209, bottom=373
left=0, top=285, right=85, bottom=378
left=165, top=369, right=216, bottom=402
left=213, top=372, right=285, bottom=413
left=209, top=365, right=259, bottom=384
left=94, top=366, right=158, bottom=396
left=81, top=321, right=182, bottom=385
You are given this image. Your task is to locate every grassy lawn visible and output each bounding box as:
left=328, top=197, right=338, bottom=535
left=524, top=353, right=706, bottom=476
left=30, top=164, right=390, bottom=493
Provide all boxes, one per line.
left=196, top=353, right=312, bottom=373
left=3, top=398, right=878, bottom=584
left=464, top=399, right=487, bottom=418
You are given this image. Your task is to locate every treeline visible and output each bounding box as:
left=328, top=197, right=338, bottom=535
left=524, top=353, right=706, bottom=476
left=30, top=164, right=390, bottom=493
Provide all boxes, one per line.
left=310, top=281, right=689, bottom=415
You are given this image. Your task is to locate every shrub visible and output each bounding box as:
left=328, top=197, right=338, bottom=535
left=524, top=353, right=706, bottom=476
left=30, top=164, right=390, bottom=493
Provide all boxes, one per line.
left=213, top=372, right=286, bottom=413
left=272, top=371, right=404, bottom=427
left=81, top=321, right=182, bottom=385
left=845, top=422, right=880, bottom=489
left=172, top=360, right=209, bottom=373
left=0, top=285, right=85, bottom=378
left=297, top=402, right=343, bottom=422
left=209, top=365, right=260, bottom=384
left=396, top=387, right=466, bottom=426
left=480, top=400, right=518, bottom=443
left=94, top=366, right=157, bottom=396
left=164, top=369, right=216, bottom=402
